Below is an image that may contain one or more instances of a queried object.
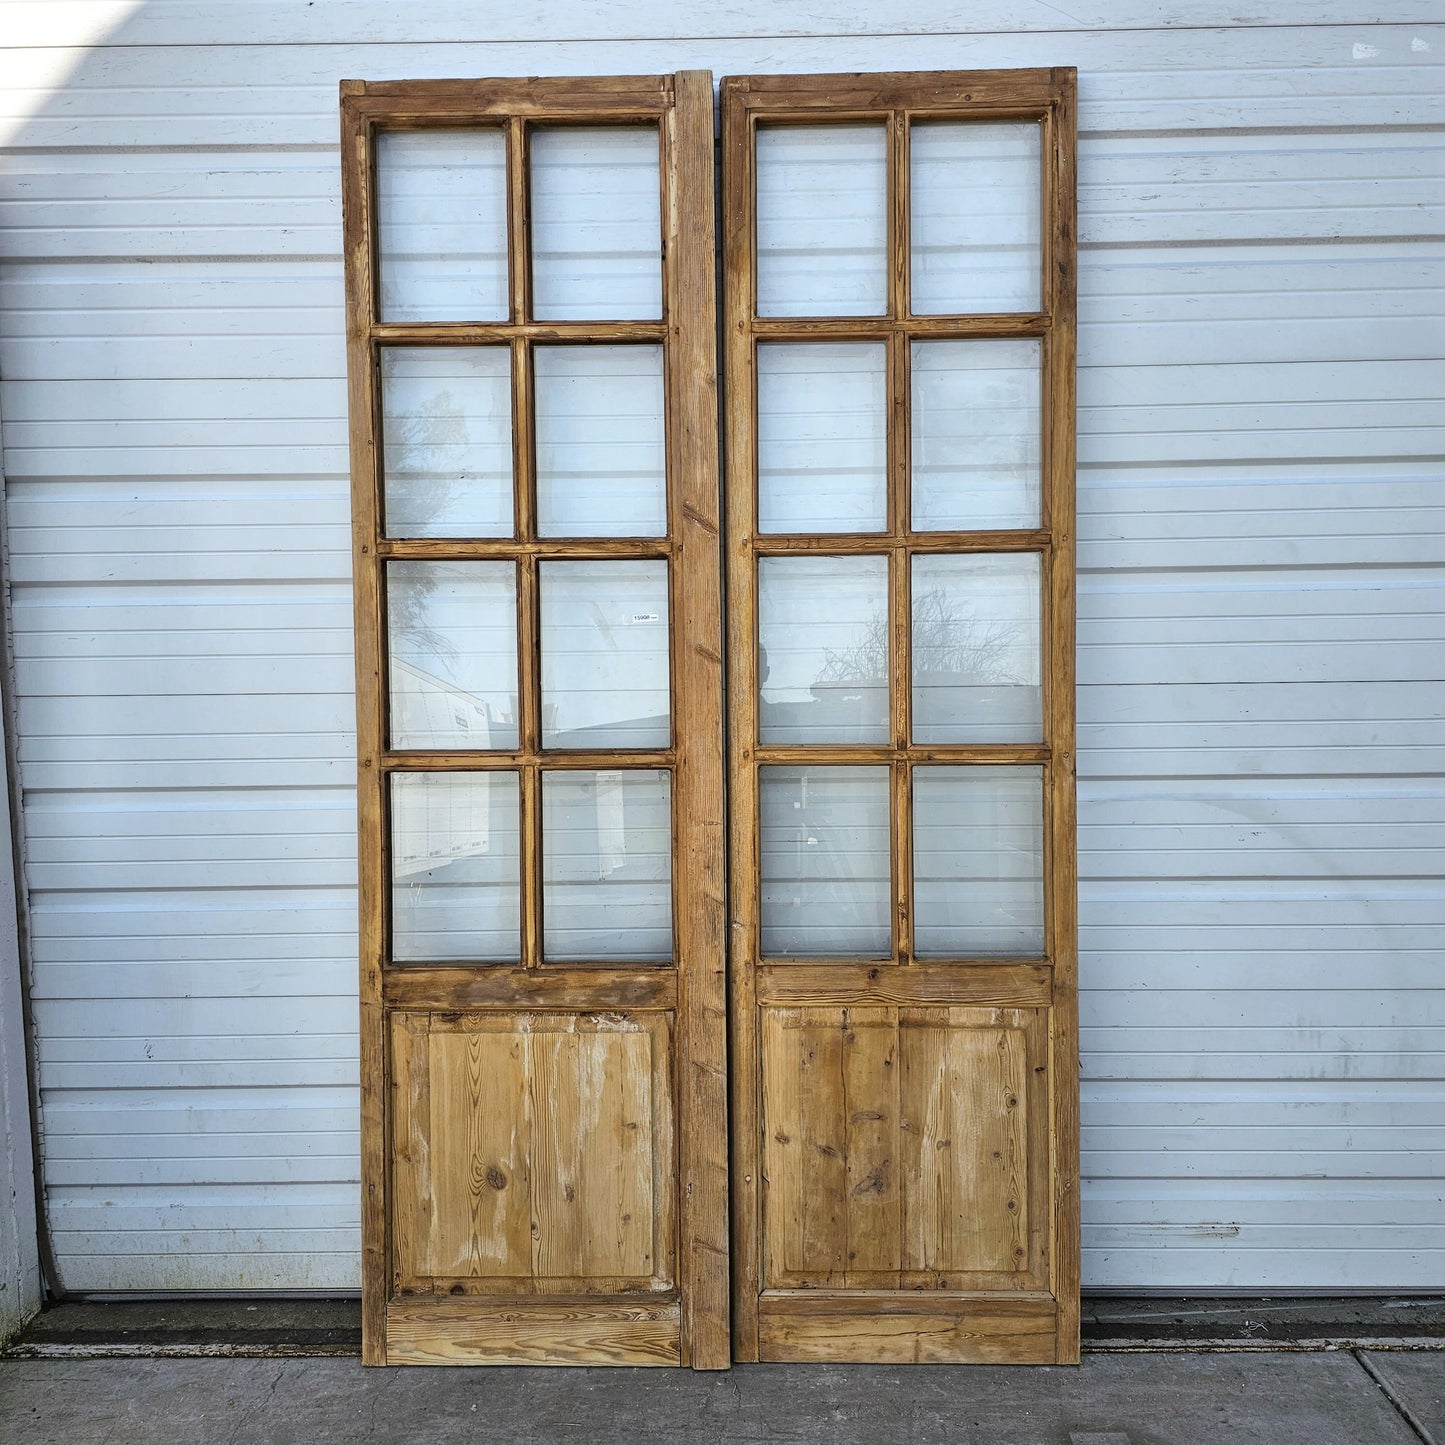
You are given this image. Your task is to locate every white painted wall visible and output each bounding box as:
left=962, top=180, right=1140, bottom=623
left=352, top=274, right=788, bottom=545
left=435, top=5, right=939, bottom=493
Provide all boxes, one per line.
left=0, top=418, right=42, bottom=1332
left=0, top=2, right=1441, bottom=1291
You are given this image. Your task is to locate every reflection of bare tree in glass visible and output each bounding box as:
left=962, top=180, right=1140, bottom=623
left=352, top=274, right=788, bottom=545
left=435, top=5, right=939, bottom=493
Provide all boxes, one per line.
left=387, top=391, right=472, bottom=674
left=816, top=589, right=1025, bottom=689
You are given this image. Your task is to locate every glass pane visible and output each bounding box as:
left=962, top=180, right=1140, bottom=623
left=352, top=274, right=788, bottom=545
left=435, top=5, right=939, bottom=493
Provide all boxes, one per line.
left=914, top=766, right=1043, bottom=956
left=540, top=560, right=669, bottom=749
left=543, top=769, right=672, bottom=961
left=760, top=766, right=891, bottom=958
left=376, top=129, right=508, bottom=323
left=381, top=347, right=512, bottom=539
left=388, top=561, right=519, bottom=750
left=535, top=345, right=666, bottom=538
left=911, top=554, right=1041, bottom=744
left=391, top=771, right=521, bottom=962
left=756, top=126, right=887, bottom=318
left=911, top=121, right=1042, bottom=314
left=912, top=339, right=1041, bottom=531
left=530, top=127, right=662, bottom=321
left=759, top=556, right=889, bottom=745
left=758, top=343, right=887, bottom=534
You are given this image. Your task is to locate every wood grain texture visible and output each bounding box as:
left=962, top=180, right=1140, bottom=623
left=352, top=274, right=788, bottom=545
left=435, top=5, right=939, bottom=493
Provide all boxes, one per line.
left=386, top=1296, right=681, bottom=1366
left=723, top=70, right=1060, bottom=110
left=752, top=743, right=1048, bottom=765
left=388, top=1012, right=432, bottom=1291
left=372, top=321, right=668, bottom=344
left=757, top=962, right=1051, bottom=1008
left=389, top=1011, right=674, bottom=1295
left=668, top=68, right=731, bottom=1371
left=1043, top=66, right=1081, bottom=1366
left=341, top=84, right=388, bottom=1366
left=383, top=966, right=676, bottom=1012
left=762, top=1007, right=1045, bottom=1290
left=349, top=74, right=673, bottom=119
left=751, top=531, right=1049, bottom=555
left=721, top=73, right=763, bottom=1362
left=897, top=1009, right=1029, bottom=1278
left=756, top=1292, right=1056, bottom=1365
left=377, top=749, right=675, bottom=772
left=378, top=537, right=672, bottom=560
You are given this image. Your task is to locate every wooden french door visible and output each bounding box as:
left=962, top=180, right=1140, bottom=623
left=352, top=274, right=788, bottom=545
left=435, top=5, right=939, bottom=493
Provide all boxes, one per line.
left=722, top=69, right=1079, bottom=1364
left=341, top=73, right=728, bottom=1367
left=344, top=66, right=1075, bottom=1370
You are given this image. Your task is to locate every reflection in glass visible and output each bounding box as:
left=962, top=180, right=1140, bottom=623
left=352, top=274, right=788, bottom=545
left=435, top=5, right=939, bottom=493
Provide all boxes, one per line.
left=388, top=562, right=519, bottom=750
left=758, top=343, right=887, bottom=533
left=376, top=129, right=508, bottom=323
left=911, top=554, right=1041, bottom=744
left=756, top=126, right=887, bottom=317
left=381, top=347, right=512, bottom=538
left=540, top=560, right=670, bottom=749
left=543, top=770, right=672, bottom=960
left=911, top=339, right=1041, bottom=531
left=914, top=766, right=1043, bottom=956
left=759, top=556, right=889, bottom=744
left=535, top=345, right=666, bottom=537
left=391, top=771, right=521, bottom=962
left=911, top=122, right=1042, bottom=315
left=530, top=127, right=662, bottom=321
left=760, top=766, right=891, bottom=957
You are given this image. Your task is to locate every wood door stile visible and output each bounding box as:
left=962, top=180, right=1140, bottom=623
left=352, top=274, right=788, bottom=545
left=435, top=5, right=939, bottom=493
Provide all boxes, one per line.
left=723, top=69, right=1078, bottom=1365
left=342, top=74, right=725, bottom=1368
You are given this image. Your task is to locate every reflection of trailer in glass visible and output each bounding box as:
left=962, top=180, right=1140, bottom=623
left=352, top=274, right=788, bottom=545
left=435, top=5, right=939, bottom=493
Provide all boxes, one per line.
left=389, top=658, right=515, bottom=879
left=392, top=772, right=495, bottom=879
left=390, top=656, right=510, bottom=756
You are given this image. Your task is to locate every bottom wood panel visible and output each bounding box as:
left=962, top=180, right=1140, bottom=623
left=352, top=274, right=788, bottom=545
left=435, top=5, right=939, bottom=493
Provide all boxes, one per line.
left=756, top=1292, right=1060, bottom=1365
left=760, top=1005, right=1049, bottom=1290
left=386, top=1295, right=682, bottom=1366
left=390, top=1010, right=675, bottom=1296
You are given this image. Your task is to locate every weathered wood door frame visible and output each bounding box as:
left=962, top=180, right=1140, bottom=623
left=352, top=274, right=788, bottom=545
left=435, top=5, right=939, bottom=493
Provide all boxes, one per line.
left=341, top=72, right=728, bottom=1367
left=722, top=68, right=1079, bottom=1364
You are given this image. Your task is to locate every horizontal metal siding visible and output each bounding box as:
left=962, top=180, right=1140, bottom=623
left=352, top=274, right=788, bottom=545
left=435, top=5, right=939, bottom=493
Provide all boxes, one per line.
left=0, top=12, right=1441, bottom=1290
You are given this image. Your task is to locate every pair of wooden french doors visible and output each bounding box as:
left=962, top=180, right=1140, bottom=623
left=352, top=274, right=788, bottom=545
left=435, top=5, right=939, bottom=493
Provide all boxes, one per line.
left=342, top=68, right=1076, bottom=1369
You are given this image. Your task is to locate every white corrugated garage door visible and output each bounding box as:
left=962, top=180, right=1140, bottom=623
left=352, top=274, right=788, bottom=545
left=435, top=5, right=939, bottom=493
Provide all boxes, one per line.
left=0, top=3, right=1441, bottom=1292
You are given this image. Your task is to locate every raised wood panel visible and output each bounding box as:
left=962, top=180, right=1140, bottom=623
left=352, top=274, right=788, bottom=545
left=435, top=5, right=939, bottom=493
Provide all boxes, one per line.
left=761, top=1005, right=1047, bottom=1291
left=390, top=1011, right=674, bottom=1295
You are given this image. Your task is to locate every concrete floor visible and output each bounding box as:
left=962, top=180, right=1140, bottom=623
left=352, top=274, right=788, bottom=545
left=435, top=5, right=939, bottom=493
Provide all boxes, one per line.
left=1, top=1350, right=1441, bottom=1445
